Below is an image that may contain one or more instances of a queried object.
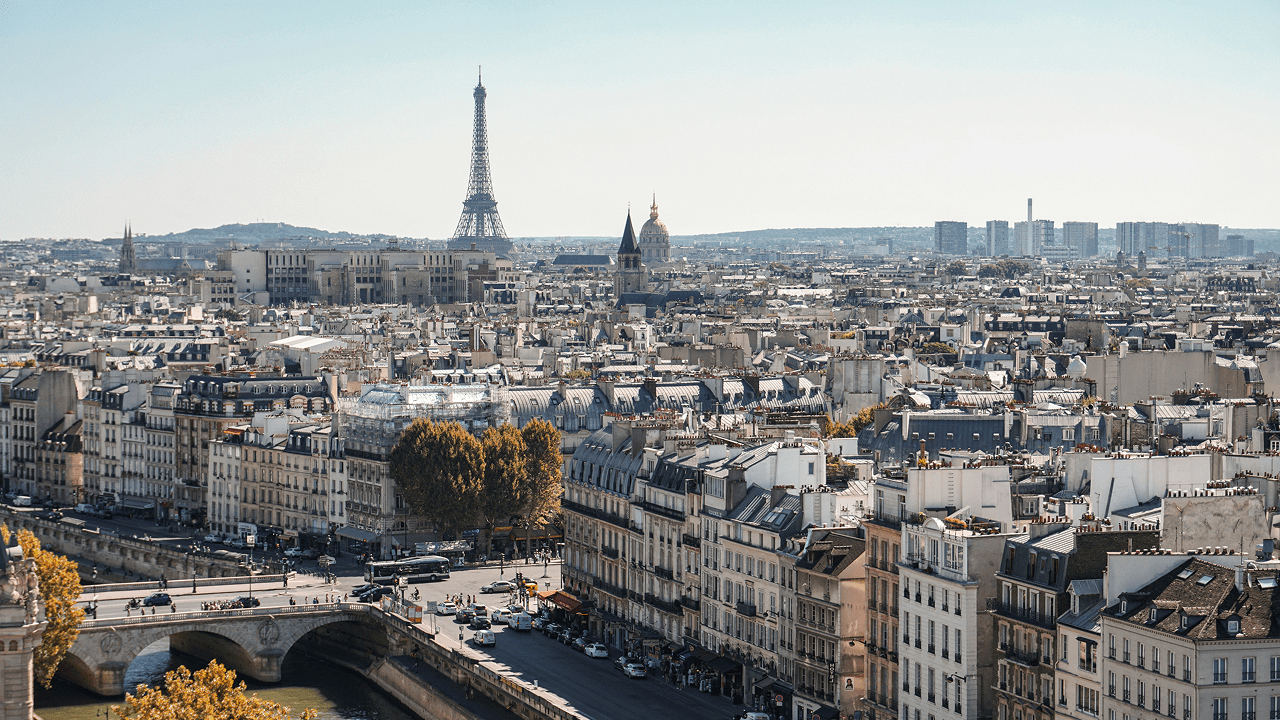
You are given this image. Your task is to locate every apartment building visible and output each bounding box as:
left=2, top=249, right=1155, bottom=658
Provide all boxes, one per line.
left=991, top=524, right=1159, bottom=720
left=1100, top=552, right=1280, bottom=720
left=144, top=383, right=179, bottom=522
left=792, top=527, right=866, bottom=720
left=1056, top=579, right=1106, bottom=720
left=175, top=375, right=331, bottom=527
left=899, top=515, right=1015, bottom=720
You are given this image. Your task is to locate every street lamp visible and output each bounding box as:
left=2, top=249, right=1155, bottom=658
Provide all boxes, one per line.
left=246, top=534, right=256, bottom=599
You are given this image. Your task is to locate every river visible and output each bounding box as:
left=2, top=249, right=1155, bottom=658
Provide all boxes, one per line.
left=35, top=639, right=420, bottom=720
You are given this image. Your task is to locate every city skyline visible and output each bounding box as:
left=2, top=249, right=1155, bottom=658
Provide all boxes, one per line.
left=1, top=1, right=1277, bottom=240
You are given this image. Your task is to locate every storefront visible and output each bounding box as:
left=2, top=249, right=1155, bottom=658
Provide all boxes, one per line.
left=335, top=525, right=378, bottom=559
left=751, top=676, right=794, bottom=719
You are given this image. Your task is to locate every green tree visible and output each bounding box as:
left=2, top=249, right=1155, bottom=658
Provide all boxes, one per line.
left=113, top=660, right=316, bottom=720
left=944, top=260, right=967, bottom=276
left=518, top=418, right=563, bottom=557
left=1, top=525, right=84, bottom=689
left=389, top=420, right=484, bottom=538
left=823, top=404, right=885, bottom=438
left=479, top=424, right=528, bottom=557
left=919, top=342, right=954, bottom=355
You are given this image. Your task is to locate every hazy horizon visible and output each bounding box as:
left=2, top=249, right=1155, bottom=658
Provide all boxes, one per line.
left=2, top=1, right=1276, bottom=241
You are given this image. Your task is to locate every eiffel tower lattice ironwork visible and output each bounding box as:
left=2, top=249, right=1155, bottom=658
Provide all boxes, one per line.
left=449, top=70, right=512, bottom=253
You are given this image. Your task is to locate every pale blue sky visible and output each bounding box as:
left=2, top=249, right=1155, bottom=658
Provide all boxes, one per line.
left=1, top=1, right=1276, bottom=240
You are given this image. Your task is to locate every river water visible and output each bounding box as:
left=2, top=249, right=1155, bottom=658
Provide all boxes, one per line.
left=35, top=639, right=419, bottom=720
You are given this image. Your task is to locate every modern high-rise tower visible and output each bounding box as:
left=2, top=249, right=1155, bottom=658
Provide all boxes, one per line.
left=448, top=71, right=514, bottom=256
left=986, top=220, right=1010, bottom=256
left=119, top=224, right=136, bottom=273
left=933, top=221, right=968, bottom=255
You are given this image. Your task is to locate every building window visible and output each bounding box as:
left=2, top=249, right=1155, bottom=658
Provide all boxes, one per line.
left=1214, top=657, right=1228, bottom=684
left=1245, top=657, right=1257, bottom=683
left=1213, top=698, right=1228, bottom=720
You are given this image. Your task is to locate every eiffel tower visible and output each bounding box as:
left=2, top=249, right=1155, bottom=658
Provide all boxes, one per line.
left=448, top=70, right=514, bottom=255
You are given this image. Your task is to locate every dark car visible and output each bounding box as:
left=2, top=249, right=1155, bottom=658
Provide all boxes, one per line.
left=351, top=583, right=378, bottom=597
left=233, top=596, right=260, bottom=608
left=469, top=616, right=492, bottom=630
left=142, top=593, right=172, bottom=607
left=614, top=655, right=630, bottom=670
left=571, top=636, right=589, bottom=652
left=542, top=622, right=561, bottom=637
left=34, top=510, right=63, bottom=521
left=558, top=628, right=577, bottom=645
left=358, top=587, right=393, bottom=603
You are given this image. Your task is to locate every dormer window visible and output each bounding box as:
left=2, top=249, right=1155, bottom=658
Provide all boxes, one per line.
left=1227, top=620, right=1240, bottom=634
left=1180, top=615, right=1189, bottom=630
left=1149, top=608, right=1158, bottom=623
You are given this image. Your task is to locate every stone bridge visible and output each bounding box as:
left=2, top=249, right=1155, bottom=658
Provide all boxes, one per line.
left=62, top=603, right=389, bottom=696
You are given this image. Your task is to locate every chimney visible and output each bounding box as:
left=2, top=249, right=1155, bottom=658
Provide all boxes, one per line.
left=1236, top=564, right=1245, bottom=592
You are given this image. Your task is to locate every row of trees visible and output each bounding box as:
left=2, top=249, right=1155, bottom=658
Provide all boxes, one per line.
left=821, top=404, right=885, bottom=439
left=389, top=417, right=562, bottom=556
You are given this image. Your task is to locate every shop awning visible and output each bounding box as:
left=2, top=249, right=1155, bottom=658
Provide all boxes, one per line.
left=119, top=499, right=153, bottom=510
left=753, top=676, right=777, bottom=692
left=707, top=656, right=742, bottom=674
left=336, top=526, right=377, bottom=542
left=808, top=706, right=839, bottom=720
left=537, top=590, right=581, bottom=612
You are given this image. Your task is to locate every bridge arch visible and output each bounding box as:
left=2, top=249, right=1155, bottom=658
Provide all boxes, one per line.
left=63, top=607, right=383, bottom=696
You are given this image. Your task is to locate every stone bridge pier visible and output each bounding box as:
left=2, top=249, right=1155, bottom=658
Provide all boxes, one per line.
left=62, top=606, right=380, bottom=696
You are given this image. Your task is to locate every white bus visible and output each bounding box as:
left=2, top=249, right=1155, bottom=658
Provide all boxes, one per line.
left=364, top=555, right=452, bottom=585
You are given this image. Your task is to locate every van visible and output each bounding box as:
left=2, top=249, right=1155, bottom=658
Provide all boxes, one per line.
left=510, top=612, right=532, bottom=631
left=471, top=629, right=496, bottom=647
left=74, top=504, right=95, bottom=515
left=13, top=496, right=31, bottom=507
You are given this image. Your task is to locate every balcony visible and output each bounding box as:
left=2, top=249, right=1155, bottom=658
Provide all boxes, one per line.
left=653, top=565, right=674, bottom=581
left=561, top=498, right=631, bottom=530
left=593, top=577, right=627, bottom=599
left=644, top=593, right=683, bottom=615
left=600, top=546, right=620, bottom=560
left=681, top=533, right=702, bottom=549
left=736, top=601, right=758, bottom=617
left=987, top=598, right=1055, bottom=630
left=638, top=500, right=684, bottom=522
left=680, top=596, right=701, bottom=613
left=999, top=642, right=1040, bottom=668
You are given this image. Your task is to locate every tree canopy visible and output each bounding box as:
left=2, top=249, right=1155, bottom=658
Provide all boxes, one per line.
left=944, top=260, right=967, bottom=276
left=977, top=259, right=1031, bottom=279
left=113, top=660, right=317, bottom=720
left=823, top=404, right=885, bottom=438
left=389, top=419, right=484, bottom=537
left=2, top=524, right=83, bottom=689
left=478, top=424, right=528, bottom=553
left=520, top=418, right=563, bottom=529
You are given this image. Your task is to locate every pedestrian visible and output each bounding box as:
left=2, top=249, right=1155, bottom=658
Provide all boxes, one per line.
left=289, top=597, right=296, bottom=606
left=126, top=607, right=130, bottom=617
left=150, top=606, right=155, bottom=615
left=170, top=603, right=176, bottom=613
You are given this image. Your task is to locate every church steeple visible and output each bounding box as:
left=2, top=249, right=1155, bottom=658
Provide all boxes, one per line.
left=615, top=210, right=647, bottom=296
left=119, top=223, right=136, bottom=274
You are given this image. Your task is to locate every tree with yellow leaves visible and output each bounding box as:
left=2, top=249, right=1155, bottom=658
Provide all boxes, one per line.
left=1, top=524, right=84, bottom=689
left=113, top=660, right=317, bottom=720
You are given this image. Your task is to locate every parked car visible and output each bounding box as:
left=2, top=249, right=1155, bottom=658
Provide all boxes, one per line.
left=623, top=662, right=647, bottom=679
left=283, top=548, right=304, bottom=558
left=583, top=643, right=609, bottom=658
left=226, top=539, right=247, bottom=550
left=437, top=601, right=458, bottom=616
left=480, top=580, right=514, bottom=594
left=232, top=596, right=260, bottom=608
left=542, top=623, right=561, bottom=637
left=491, top=609, right=511, bottom=625
left=571, top=636, right=589, bottom=652
left=472, top=630, right=496, bottom=647
left=203, top=534, right=221, bottom=543
left=92, top=508, right=113, bottom=519
left=530, top=616, right=546, bottom=631
left=469, top=616, right=492, bottom=630
left=614, top=656, right=630, bottom=670
left=142, top=593, right=172, bottom=607
left=557, top=628, right=577, bottom=645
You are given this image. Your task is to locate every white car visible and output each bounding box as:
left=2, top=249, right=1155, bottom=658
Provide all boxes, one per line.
left=437, top=601, right=457, bottom=616
left=491, top=609, right=511, bottom=625
left=283, top=548, right=304, bottom=558
left=623, top=662, right=647, bottom=679
left=583, top=643, right=609, bottom=658
left=472, top=630, right=496, bottom=647
left=203, top=534, right=221, bottom=543
left=480, top=580, right=515, bottom=594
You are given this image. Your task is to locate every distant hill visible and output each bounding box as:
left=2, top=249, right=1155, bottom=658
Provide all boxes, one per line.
left=136, top=222, right=422, bottom=245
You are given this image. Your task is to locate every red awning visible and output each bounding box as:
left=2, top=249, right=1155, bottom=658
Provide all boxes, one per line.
left=541, top=590, right=581, bottom=612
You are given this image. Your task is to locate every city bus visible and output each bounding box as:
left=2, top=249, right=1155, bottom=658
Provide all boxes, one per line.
left=364, top=555, right=452, bottom=585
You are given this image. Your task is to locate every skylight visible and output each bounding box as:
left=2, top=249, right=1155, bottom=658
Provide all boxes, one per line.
left=1197, top=575, right=1214, bottom=586
left=1177, top=569, right=1194, bottom=580
left=1259, top=577, right=1278, bottom=589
